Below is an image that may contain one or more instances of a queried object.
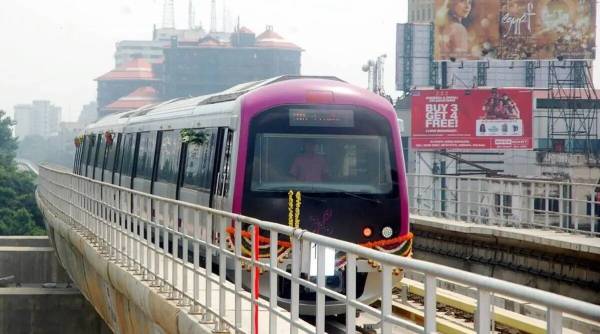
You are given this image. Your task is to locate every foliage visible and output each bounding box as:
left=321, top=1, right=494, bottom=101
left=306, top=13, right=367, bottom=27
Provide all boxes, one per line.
left=180, top=128, right=209, bottom=145
left=0, top=110, right=17, bottom=168
left=0, top=111, right=45, bottom=235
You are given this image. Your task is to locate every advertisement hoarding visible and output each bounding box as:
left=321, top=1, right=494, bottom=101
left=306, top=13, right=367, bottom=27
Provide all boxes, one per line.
left=411, top=89, right=533, bottom=150
left=434, top=0, right=595, bottom=60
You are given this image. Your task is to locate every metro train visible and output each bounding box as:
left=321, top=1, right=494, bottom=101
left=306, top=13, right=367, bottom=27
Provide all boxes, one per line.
left=74, top=76, right=412, bottom=315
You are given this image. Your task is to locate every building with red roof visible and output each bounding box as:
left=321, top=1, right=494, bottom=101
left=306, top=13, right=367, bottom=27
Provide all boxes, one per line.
left=162, top=25, right=302, bottom=99
left=97, top=25, right=302, bottom=116
left=96, top=59, right=161, bottom=117
left=103, top=87, right=159, bottom=113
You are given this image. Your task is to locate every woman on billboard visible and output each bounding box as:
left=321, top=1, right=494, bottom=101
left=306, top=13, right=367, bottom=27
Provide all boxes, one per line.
left=435, top=0, right=473, bottom=58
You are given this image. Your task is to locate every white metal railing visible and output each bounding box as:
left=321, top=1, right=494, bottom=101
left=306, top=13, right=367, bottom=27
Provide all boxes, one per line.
left=408, top=173, right=600, bottom=236
left=37, top=165, right=600, bottom=333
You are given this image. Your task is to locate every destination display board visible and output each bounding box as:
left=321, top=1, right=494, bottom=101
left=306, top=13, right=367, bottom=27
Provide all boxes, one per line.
left=434, top=0, right=596, bottom=60
left=411, top=88, right=533, bottom=150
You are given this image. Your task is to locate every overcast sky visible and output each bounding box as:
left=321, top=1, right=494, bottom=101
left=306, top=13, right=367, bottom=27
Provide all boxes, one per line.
left=1, top=1, right=599, bottom=122
left=0, top=0, right=405, bottom=121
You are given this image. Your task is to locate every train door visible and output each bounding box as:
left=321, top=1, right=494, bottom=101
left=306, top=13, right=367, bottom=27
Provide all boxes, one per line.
left=211, top=128, right=233, bottom=210
left=153, top=130, right=182, bottom=200
left=131, top=131, right=157, bottom=193
left=103, top=133, right=121, bottom=184
left=179, top=128, right=220, bottom=207
left=119, top=133, right=138, bottom=188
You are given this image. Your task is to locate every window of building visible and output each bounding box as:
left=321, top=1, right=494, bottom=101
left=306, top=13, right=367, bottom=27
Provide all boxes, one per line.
left=182, top=128, right=219, bottom=190
left=534, top=197, right=559, bottom=213
left=157, top=130, right=182, bottom=183
left=494, top=194, right=512, bottom=215
left=135, top=132, right=157, bottom=180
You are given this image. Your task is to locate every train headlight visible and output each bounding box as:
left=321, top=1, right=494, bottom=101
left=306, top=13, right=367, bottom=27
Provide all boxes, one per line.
left=362, top=227, right=373, bottom=238
left=381, top=226, right=393, bottom=239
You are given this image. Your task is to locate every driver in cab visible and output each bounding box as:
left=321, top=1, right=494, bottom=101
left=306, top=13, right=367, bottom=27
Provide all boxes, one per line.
left=289, top=141, right=328, bottom=182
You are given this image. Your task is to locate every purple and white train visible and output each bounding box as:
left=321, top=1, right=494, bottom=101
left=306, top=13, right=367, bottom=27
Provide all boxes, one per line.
left=75, top=76, right=412, bottom=315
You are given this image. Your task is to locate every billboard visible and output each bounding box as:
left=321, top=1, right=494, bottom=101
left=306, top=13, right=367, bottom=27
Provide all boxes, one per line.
left=411, top=88, right=533, bottom=150
left=434, top=0, right=595, bottom=60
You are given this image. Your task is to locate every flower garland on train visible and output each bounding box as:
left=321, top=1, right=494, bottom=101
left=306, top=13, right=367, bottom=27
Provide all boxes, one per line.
left=225, top=189, right=413, bottom=274
left=74, top=135, right=85, bottom=147
left=104, top=131, right=114, bottom=146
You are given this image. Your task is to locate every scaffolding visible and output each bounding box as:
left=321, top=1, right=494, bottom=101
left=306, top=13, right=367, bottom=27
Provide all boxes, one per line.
left=544, top=61, right=599, bottom=157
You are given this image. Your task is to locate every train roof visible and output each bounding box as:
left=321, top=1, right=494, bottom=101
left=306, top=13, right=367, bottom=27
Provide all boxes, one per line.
left=86, top=75, right=345, bottom=133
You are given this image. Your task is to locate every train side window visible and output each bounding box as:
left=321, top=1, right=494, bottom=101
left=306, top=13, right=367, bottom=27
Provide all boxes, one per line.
left=104, top=133, right=121, bottom=182
left=95, top=134, right=106, bottom=169
left=135, top=132, right=157, bottom=180
left=157, top=130, right=181, bottom=183
left=182, top=128, right=218, bottom=190
left=79, top=136, right=89, bottom=175
left=85, top=135, right=96, bottom=177
left=121, top=133, right=136, bottom=177
left=73, top=145, right=81, bottom=174
left=217, top=130, right=234, bottom=197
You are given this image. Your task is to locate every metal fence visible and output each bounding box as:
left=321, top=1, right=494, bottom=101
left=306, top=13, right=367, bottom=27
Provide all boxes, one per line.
left=408, top=173, right=600, bottom=236
left=38, top=165, right=600, bottom=333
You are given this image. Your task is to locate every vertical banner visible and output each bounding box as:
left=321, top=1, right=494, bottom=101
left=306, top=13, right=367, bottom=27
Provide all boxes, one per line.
left=411, top=88, right=533, bottom=150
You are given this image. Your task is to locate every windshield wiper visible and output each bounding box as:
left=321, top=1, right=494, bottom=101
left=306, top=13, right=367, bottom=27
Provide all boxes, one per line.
left=305, top=186, right=382, bottom=204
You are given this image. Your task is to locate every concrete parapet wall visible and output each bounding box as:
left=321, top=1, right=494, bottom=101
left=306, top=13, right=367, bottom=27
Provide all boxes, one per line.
left=410, top=215, right=600, bottom=304
left=0, top=236, right=51, bottom=247
left=0, top=245, right=69, bottom=284
left=38, top=193, right=216, bottom=334
left=0, top=286, right=111, bottom=334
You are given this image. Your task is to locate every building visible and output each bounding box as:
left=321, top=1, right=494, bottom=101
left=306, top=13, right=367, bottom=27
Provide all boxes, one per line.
left=162, top=26, right=302, bottom=99
left=95, top=58, right=161, bottom=117
left=78, top=101, right=98, bottom=125
left=103, top=86, right=159, bottom=114
left=59, top=121, right=85, bottom=137
left=408, top=0, right=434, bottom=22
left=99, top=25, right=302, bottom=117
left=13, top=100, right=61, bottom=139
left=114, top=27, right=207, bottom=67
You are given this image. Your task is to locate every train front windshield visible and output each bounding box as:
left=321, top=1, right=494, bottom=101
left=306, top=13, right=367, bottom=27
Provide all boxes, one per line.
left=251, top=133, right=393, bottom=194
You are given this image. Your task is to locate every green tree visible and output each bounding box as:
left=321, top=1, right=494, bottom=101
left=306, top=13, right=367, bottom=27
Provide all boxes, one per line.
left=0, top=110, right=44, bottom=235
left=0, top=110, right=17, bottom=168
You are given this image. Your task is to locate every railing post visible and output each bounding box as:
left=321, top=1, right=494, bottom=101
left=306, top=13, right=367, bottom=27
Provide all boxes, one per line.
left=424, top=274, right=436, bottom=333
left=290, top=236, right=300, bottom=334
left=381, top=265, right=392, bottom=334
left=547, top=308, right=562, bottom=334
left=169, top=203, right=179, bottom=300
left=217, top=215, right=228, bottom=332
left=201, top=212, right=213, bottom=323
left=180, top=207, right=190, bottom=304
left=269, top=231, right=278, bottom=334
left=475, top=289, right=491, bottom=333
left=234, top=220, right=242, bottom=330
left=191, top=210, right=201, bottom=314
left=345, top=253, right=356, bottom=334
left=316, top=245, right=326, bottom=334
